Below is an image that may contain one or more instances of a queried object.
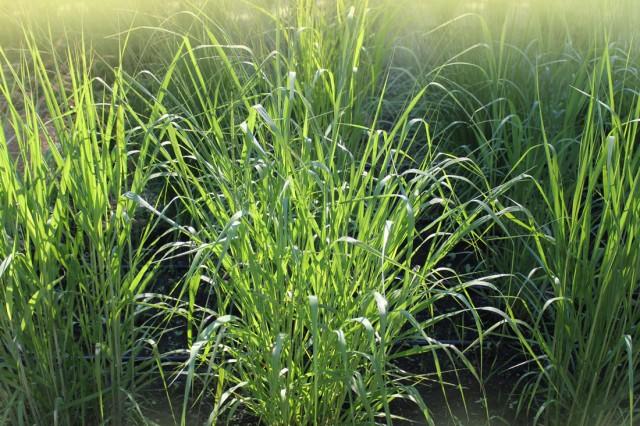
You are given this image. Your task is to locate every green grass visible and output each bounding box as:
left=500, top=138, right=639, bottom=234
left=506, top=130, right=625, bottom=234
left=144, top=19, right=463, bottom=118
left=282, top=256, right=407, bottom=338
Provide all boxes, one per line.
left=0, top=37, right=167, bottom=424
left=513, top=50, right=640, bottom=425
left=0, top=1, right=639, bottom=425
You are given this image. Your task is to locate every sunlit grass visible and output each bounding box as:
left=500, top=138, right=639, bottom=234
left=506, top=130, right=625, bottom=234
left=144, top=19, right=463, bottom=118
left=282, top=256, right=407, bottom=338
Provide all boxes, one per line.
left=0, top=1, right=638, bottom=425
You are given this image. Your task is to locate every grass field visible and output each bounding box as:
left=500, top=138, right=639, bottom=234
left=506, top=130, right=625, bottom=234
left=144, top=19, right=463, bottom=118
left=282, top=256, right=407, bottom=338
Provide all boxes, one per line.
left=0, top=0, right=639, bottom=424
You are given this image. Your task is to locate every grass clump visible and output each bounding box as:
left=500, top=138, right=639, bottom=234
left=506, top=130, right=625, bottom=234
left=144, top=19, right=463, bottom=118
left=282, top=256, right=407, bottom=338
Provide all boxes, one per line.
left=515, top=51, right=640, bottom=425
left=0, top=40, right=165, bottom=424
left=151, top=75, right=519, bottom=424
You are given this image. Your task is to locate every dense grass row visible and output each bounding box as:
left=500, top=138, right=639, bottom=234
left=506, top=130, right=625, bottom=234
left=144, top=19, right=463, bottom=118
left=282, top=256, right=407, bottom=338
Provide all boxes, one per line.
left=1, top=1, right=639, bottom=424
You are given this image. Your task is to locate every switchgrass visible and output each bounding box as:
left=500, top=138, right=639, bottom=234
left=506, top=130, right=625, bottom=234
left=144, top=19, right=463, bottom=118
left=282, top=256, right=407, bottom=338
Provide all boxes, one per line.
left=395, top=7, right=640, bottom=423
left=125, top=3, right=524, bottom=423
left=401, top=7, right=640, bottom=424
left=513, top=50, right=640, bottom=425
left=146, top=64, right=521, bottom=425
left=0, top=39, right=166, bottom=424
left=0, top=1, right=639, bottom=425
